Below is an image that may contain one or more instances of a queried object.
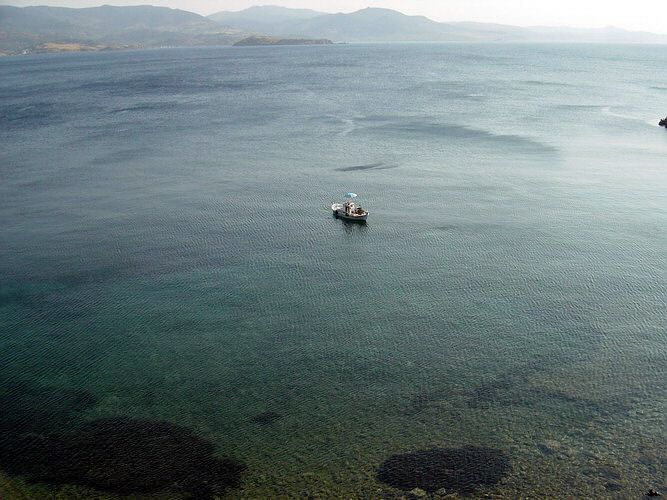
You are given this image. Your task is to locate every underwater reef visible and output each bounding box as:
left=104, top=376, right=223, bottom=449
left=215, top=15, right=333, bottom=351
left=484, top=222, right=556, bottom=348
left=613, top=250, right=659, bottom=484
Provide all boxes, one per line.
left=377, top=446, right=511, bottom=494
left=0, top=381, right=246, bottom=498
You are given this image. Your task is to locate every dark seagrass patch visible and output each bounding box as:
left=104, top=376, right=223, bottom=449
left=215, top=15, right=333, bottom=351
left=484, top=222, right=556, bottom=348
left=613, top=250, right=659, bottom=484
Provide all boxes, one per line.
left=377, top=446, right=510, bottom=493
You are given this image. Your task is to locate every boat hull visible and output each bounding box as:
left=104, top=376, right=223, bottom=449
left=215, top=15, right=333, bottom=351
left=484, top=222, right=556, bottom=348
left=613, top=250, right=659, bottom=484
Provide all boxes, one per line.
left=334, top=211, right=368, bottom=221
left=331, top=204, right=368, bottom=222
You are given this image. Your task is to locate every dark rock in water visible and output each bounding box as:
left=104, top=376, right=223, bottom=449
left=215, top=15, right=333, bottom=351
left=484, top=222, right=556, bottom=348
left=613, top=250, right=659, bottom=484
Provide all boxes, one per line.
left=377, top=446, right=510, bottom=493
left=536, top=443, right=555, bottom=456
left=0, top=417, right=246, bottom=498
left=660, top=117, right=667, bottom=128
left=335, top=162, right=399, bottom=172
left=647, top=489, right=662, bottom=497
left=251, top=411, right=281, bottom=426
left=0, top=379, right=246, bottom=497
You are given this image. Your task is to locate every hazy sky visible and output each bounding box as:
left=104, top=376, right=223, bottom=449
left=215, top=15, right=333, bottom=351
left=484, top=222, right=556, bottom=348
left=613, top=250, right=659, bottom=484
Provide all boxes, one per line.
left=7, top=0, right=667, bottom=33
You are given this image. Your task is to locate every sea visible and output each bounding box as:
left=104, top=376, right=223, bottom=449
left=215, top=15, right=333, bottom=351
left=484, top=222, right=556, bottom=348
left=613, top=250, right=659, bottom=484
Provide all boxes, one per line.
left=0, top=43, right=665, bottom=499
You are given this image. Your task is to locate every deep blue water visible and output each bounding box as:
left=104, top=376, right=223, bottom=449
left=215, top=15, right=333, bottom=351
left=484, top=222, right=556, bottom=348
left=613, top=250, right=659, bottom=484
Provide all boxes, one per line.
left=0, top=44, right=665, bottom=498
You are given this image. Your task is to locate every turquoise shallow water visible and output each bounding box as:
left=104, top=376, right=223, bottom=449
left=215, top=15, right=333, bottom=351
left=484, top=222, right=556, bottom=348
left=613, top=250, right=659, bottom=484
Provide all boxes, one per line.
left=0, top=43, right=666, bottom=498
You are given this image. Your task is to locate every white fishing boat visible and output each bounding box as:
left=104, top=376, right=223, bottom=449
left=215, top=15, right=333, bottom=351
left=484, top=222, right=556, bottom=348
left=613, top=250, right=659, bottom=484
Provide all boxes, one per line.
left=332, top=192, right=368, bottom=222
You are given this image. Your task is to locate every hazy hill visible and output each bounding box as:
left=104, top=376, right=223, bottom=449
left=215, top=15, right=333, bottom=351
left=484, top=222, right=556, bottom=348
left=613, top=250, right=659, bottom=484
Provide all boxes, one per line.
left=209, top=6, right=667, bottom=43
left=0, top=5, right=244, bottom=54
left=275, top=8, right=466, bottom=42
left=208, top=5, right=325, bottom=33
left=209, top=7, right=464, bottom=41
left=522, top=25, right=667, bottom=43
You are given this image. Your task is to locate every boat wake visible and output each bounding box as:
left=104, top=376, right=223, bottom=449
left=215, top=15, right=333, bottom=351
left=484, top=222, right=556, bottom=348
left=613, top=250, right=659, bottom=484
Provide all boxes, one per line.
left=601, top=107, right=657, bottom=127
left=339, top=118, right=356, bottom=136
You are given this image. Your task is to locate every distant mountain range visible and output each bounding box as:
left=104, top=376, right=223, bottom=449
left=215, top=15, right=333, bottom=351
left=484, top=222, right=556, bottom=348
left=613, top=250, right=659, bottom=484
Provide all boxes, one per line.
left=2, top=4, right=666, bottom=56
left=207, top=6, right=667, bottom=44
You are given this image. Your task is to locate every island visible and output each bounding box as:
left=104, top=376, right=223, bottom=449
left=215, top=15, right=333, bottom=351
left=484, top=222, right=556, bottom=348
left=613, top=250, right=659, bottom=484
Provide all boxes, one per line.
left=233, top=36, right=333, bottom=47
